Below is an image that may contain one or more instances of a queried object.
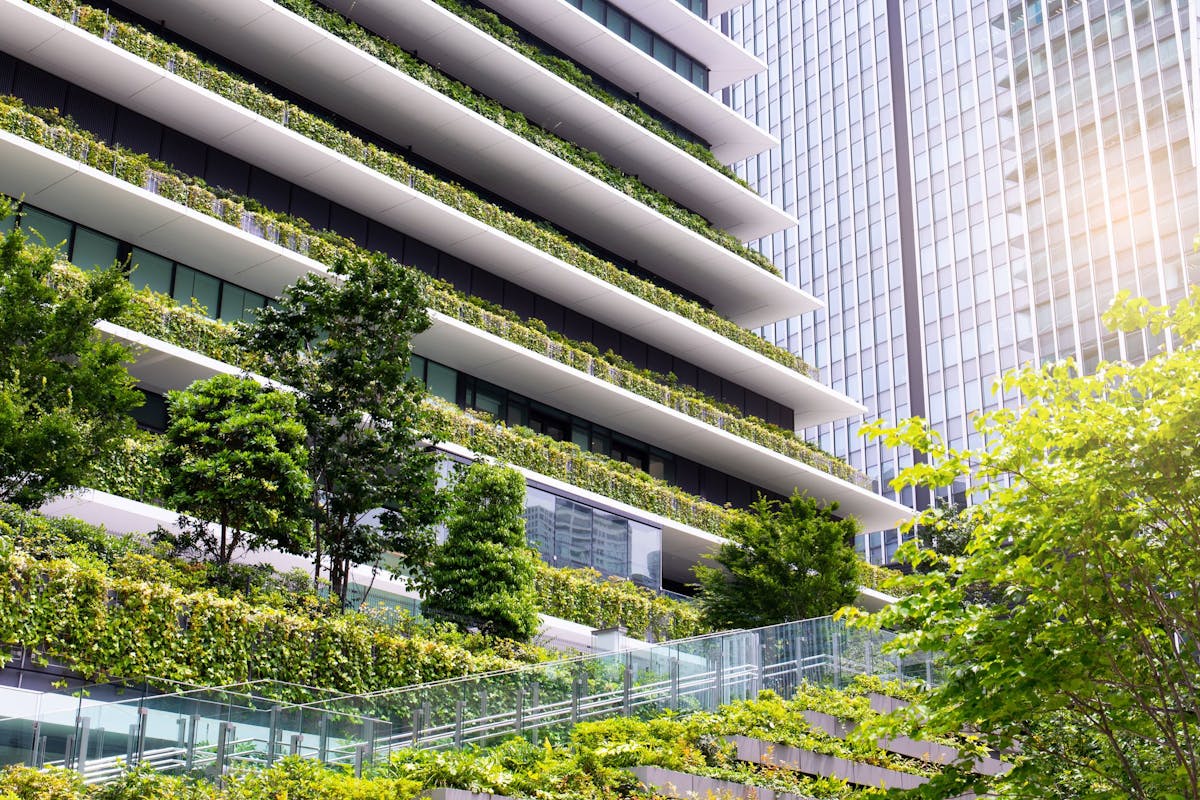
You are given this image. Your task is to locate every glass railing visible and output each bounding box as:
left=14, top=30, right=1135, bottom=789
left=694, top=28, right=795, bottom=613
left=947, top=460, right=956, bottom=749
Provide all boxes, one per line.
left=0, top=616, right=934, bottom=782
left=0, top=680, right=390, bottom=783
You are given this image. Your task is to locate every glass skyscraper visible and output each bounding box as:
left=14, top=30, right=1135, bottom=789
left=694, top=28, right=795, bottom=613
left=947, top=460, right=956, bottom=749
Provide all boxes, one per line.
left=725, top=0, right=1196, bottom=563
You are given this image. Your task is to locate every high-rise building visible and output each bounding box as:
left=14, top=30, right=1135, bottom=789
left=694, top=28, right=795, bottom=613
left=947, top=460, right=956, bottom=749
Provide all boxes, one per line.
left=0, top=0, right=907, bottom=596
left=725, top=0, right=1196, bottom=563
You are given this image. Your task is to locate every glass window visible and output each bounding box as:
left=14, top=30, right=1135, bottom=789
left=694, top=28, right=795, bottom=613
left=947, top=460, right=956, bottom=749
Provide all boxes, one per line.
left=70, top=227, right=119, bottom=272
left=523, top=487, right=557, bottom=564
left=581, top=0, right=604, bottom=23
left=629, top=520, right=661, bottom=588
left=129, top=248, right=174, bottom=296
left=425, top=361, right=457, bottom=403
left=172, top=265, right=220, bottom=318
left=19, top=207, right=72, bottom=253
left=555, top=497, right=593, bottom=569
left=592, top=509, right=630, bottom=578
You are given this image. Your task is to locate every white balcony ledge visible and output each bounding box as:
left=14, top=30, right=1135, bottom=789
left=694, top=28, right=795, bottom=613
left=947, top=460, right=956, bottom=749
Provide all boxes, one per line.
left=604, top=0, right=763, bottom=89
left=417, top=313, right=911, bottom=533
left=0, top=131, right=854, bottom=424
left=317, top=0, right=794, bottom=239
left=96, top=321, right=906, bottom=533
left=0, top=134, right=331, bottom=297
left=0, top=0, right=808, bottom=328
left=707, top=0, right=748, bottom=15
left=477, top=0, right=777, bottom=163
left=115, top=0, right=792, bottom=280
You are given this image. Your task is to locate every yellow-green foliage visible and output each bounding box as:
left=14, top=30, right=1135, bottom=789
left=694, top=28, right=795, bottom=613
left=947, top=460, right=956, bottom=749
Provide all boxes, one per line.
left=0, top=546, right=523, bottom=696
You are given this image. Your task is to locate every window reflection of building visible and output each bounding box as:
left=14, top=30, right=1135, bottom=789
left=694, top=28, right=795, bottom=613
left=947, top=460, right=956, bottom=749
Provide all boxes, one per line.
left=524, top=485, right=662, bottom=589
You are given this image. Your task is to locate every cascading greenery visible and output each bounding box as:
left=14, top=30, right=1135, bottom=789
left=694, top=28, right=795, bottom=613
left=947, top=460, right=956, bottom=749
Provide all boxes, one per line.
left=25, top=0, right=782, bottom=279
left=533, top=563, right=707, bottom=641
left=420, top=0, right=752, bottom=187
left=0, top=91, right=811, bottom=375
left=267, top=0, right=775, bottom=270
left=6, top=110, right=859, bottom=483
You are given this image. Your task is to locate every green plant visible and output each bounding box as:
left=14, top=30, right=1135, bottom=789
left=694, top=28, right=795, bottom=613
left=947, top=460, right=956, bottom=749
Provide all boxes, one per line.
left=0, top=543, right=532, bottom=694
left=418, top=463, right=540, bottom=641
left=0, top=203, right=142, bottom=507
left=695, top=494, right=860, bottom=629
left=160, top=374, right=313, bottom=564
left=268, top=0, right=776, bottom=274
left=852, top=289, right=1200, bottom=798
left=0, top=94, right=812, bottom=375
left=241, top=250, right=443, bottom=605
left=419, top=0, right=751, bottom=188
left=533, top=563, right=707, bottom=640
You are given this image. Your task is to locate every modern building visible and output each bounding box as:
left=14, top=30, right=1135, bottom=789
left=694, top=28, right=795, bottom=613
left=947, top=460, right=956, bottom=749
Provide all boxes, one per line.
left=0, top=0, right=908, bottom=595
left=723, top=0, right=1196, bottom=563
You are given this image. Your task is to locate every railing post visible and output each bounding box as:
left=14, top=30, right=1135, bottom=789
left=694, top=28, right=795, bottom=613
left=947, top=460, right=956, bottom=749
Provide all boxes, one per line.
left=318, top=714, right=329, bottom=764
left=865, top=640, right=873, bottom=676
left=363, top=719, right=375, bottom=765
left=622, top=658, right=632, bottom=717
left=714, top=647, right=725, bottom=709
left=515, top=687, right=525, bottom=734
left=669, top=657, right=680, bottom=712
left=133, top=707, right=148, bottom=767
left=832, top=626, right=843, bottom=688
left=76, top=716, right=90, bottom=776
left=570, top=674, right=581, bottom=725
left=454, top=700, right=465, bottom=747
left=529, top=681, right=540, bottom=744
left=289, top=734, right=302, bottom=757
left=353, top=744, right=365, bottom=778
left=185, top=714, right=199, bottom=771
left=267, top=704, right=280, bottom=766
left=410, top=707, right=423, bottom=748
left=215, top=721, right=232, bottom=776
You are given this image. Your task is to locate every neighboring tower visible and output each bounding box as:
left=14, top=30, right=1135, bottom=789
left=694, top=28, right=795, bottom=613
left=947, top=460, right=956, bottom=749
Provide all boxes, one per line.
left=723, top=0, right=918, bottom=562
left=727, top=0, right=1197, bottom=563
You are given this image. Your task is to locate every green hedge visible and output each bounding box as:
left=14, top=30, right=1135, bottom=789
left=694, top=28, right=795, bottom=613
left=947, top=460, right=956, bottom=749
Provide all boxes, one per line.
left=27, top=0, right=782, bottom=280
left=0, top=544, right=525, bottom=695
left=533, top=563, right=706, bottom=641
left=270, top=0, right=776, bottom=272
left=0, top=90, right=810, bottom=376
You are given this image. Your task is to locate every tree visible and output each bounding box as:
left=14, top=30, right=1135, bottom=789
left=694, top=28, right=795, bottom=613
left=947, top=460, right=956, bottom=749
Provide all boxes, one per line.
left=851, top=290, right=1200, bottom=799
left=160, top=374, right=312, bottom=564
left=241, top=250, right=443, bottom=604
left=694, top=493, right=860, bottom=629
left=418, top=462, right=540, bottom=641
left=0, top=202, right=142, bottom=507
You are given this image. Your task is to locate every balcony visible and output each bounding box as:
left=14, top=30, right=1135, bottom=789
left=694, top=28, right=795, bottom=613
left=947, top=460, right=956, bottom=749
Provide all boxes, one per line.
left=316, top=0, right=795, bottom=239
left=0, top=0, right=810, bottom=328
left=603, top=0, right=763, bottom=90
left=477, top=0, right=778, bottom=162
left=0, top=127, right=857, bottom=426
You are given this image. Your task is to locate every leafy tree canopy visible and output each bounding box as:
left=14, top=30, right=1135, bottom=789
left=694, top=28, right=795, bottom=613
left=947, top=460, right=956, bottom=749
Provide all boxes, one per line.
left=0, top=201, right=141, bottom=507
left=418, top=462, right=540, bottom=641
left=241, top=250, right=443, bottom=604
left=694, top=493, right=860, bottom=629
left=851, top=289, right=1200, bottom=799
left=161, top=374, right=312, bottom=564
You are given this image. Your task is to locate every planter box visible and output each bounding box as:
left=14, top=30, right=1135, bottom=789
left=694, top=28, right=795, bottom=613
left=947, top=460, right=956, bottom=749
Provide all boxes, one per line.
left=421, top=790, right=518, bottom=800
left=806, top=708, right=1008, bottom=776
left=730, top=734, right=928, bottom=790
left=630, top=766, right=813, bottom=800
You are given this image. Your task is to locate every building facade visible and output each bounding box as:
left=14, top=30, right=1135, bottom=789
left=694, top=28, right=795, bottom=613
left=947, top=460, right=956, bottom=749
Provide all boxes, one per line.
left=724, top=0, right=1196, bottom=563
left=0, top=0, right=906, bottom=595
